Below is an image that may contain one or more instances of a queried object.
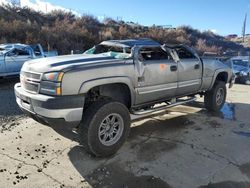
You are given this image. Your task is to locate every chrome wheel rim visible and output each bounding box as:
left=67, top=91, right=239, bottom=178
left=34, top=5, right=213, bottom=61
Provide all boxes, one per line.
left=216, top=88, right=224, bottom=106
left=98, top=113, right=124, bottom=146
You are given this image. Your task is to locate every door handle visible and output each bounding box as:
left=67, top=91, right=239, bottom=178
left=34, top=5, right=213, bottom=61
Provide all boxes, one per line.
left=194, top=64, right=200, bottom=69
left=170, top=65, right=177, bottom=72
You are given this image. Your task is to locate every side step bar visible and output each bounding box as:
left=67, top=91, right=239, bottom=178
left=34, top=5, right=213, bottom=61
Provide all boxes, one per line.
left=131, top=97, right=197, bottom=116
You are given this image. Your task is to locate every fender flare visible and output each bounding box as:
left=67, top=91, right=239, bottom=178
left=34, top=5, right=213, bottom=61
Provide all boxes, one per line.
left=208, top=69, right=229, bottom=90
left=78, top=76, right=136, bottom=106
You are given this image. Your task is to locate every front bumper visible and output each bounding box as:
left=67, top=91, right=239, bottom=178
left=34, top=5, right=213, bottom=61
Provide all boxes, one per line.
left=14, top=83, right=85, bottom=126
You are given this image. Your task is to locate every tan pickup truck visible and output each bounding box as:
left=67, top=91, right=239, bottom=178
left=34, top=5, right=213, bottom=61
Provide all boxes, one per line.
left=15, top=39, right=234, bottom=157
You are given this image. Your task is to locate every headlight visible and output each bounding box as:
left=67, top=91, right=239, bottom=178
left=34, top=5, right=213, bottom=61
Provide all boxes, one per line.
left=42, top=72, right=64, bottom=82
left=40, top=72, right=64, bottom=96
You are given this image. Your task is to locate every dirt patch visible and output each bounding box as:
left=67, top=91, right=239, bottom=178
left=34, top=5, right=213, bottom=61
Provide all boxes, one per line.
left=239, top=163, right=250, bottom=178
left=0, top=78, right=23, bottom=131
left=206, top=120, right=222, bottom=128
left=136, top=140, right=177, bottom=162
left=130, top=116, right=193, bottom=139
left=85, top=162, right=172, bottom=188
left=198, top=181, right=250, bottom=188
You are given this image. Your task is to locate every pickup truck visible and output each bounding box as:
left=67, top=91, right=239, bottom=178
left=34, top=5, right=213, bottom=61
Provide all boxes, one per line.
left=0, top=43, right=57, bottom=78
left=14, top=39, right=234, bottom=157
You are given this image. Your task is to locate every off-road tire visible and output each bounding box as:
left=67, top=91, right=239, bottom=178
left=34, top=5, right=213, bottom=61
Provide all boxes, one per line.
left=204, top=81, right=226, bottom=112
left=79, top=99, right=131, bottom=157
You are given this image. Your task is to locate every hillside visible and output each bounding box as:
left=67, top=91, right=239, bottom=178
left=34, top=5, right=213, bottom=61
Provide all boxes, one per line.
left=230, top=36, right=250, bottom=49
left=0, top=5, right=247, bottom=55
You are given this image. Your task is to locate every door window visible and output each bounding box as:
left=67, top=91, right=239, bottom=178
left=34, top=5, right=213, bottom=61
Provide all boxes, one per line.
left=175, top=47, right=196, bottom=59
left=139, top=47, right=173, bottom=62
left=8, top=48, right=30, bottom=56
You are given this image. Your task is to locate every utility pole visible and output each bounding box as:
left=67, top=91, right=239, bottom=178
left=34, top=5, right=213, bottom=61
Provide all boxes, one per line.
left=242, top=13, right=247, bottom=43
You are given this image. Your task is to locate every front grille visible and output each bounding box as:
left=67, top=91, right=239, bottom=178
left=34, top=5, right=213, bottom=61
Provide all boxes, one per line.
left=21, top=71, right=41, bottom=81
left=22, top=81, right=39, bottom=93
left=20, top=71, right=42, bottom=93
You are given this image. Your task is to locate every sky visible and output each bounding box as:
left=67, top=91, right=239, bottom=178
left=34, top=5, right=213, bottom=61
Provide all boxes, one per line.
left=1, top=0, right=250, bottom=36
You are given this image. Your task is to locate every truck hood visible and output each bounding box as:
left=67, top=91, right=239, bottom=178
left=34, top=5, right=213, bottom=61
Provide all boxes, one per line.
left=21, top=53, right=120, bottom=73
left=233, top=65, right=250, bottom=74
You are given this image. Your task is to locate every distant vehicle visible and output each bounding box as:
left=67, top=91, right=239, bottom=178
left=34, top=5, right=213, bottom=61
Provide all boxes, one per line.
left=230, top=56, right=250, bottom=85
left=0, top=43, right=57, bottom=78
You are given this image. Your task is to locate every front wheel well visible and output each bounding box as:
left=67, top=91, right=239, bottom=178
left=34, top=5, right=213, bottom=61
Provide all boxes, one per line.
left=85, top=83, right=131, bottom=108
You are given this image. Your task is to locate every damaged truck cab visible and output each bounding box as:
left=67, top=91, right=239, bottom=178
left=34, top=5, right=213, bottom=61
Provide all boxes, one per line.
left=14, top=39, right=234, bottom=157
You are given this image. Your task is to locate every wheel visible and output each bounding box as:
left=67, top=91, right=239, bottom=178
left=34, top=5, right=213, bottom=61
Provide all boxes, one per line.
left=204, top=81, right=226, bottom=112
left=79, top=99, right=131, bottom=157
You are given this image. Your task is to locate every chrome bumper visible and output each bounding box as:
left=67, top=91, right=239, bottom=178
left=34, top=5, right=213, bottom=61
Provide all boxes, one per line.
left=14, top=83, right=84, bottom=124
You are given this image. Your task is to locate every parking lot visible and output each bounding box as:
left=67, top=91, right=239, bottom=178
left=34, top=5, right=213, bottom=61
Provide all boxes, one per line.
left=0, top=79, right=250, bottom=188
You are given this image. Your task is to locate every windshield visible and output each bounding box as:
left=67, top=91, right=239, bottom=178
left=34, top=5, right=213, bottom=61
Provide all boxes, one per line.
left=232, top=60, right=248, bottom=67
left=84, top=44, right=131, bottom=59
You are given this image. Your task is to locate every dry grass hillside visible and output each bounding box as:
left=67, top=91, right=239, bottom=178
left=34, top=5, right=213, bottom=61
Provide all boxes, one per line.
left=0, top=5, right=248, bottom=55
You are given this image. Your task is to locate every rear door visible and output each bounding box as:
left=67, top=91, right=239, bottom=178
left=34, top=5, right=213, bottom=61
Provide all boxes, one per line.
left=134, top=46, right=178, bottom=104
left=174, top=46, right=202, bottom=96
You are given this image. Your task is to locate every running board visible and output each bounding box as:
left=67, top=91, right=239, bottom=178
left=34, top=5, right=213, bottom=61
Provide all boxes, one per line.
left=131, top=97, right=197, bottom=116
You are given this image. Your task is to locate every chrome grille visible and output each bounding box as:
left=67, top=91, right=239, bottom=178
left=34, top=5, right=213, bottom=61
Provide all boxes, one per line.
left=21, top=71, right=41, bottom=81
left=20, top=71, right=42, bottom=93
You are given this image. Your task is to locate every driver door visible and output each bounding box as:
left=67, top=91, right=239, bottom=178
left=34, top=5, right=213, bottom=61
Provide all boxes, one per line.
left=134, top=46, right=178, bottom=105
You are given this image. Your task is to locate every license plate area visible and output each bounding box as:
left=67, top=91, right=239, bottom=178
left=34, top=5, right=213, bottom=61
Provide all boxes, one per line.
left=18, top=94, right=35, bottom=114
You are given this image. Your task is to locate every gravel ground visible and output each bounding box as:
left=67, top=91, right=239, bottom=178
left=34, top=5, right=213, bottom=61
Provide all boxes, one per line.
left=0, top=80, right=250, bottom=188
left=0, top=78, right=25, bottom=132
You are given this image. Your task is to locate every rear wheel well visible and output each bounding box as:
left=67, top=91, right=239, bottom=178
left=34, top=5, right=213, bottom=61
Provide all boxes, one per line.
left=85, top=83, right=131, bottom=108
left=215, top=72, right=228, bottom=83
